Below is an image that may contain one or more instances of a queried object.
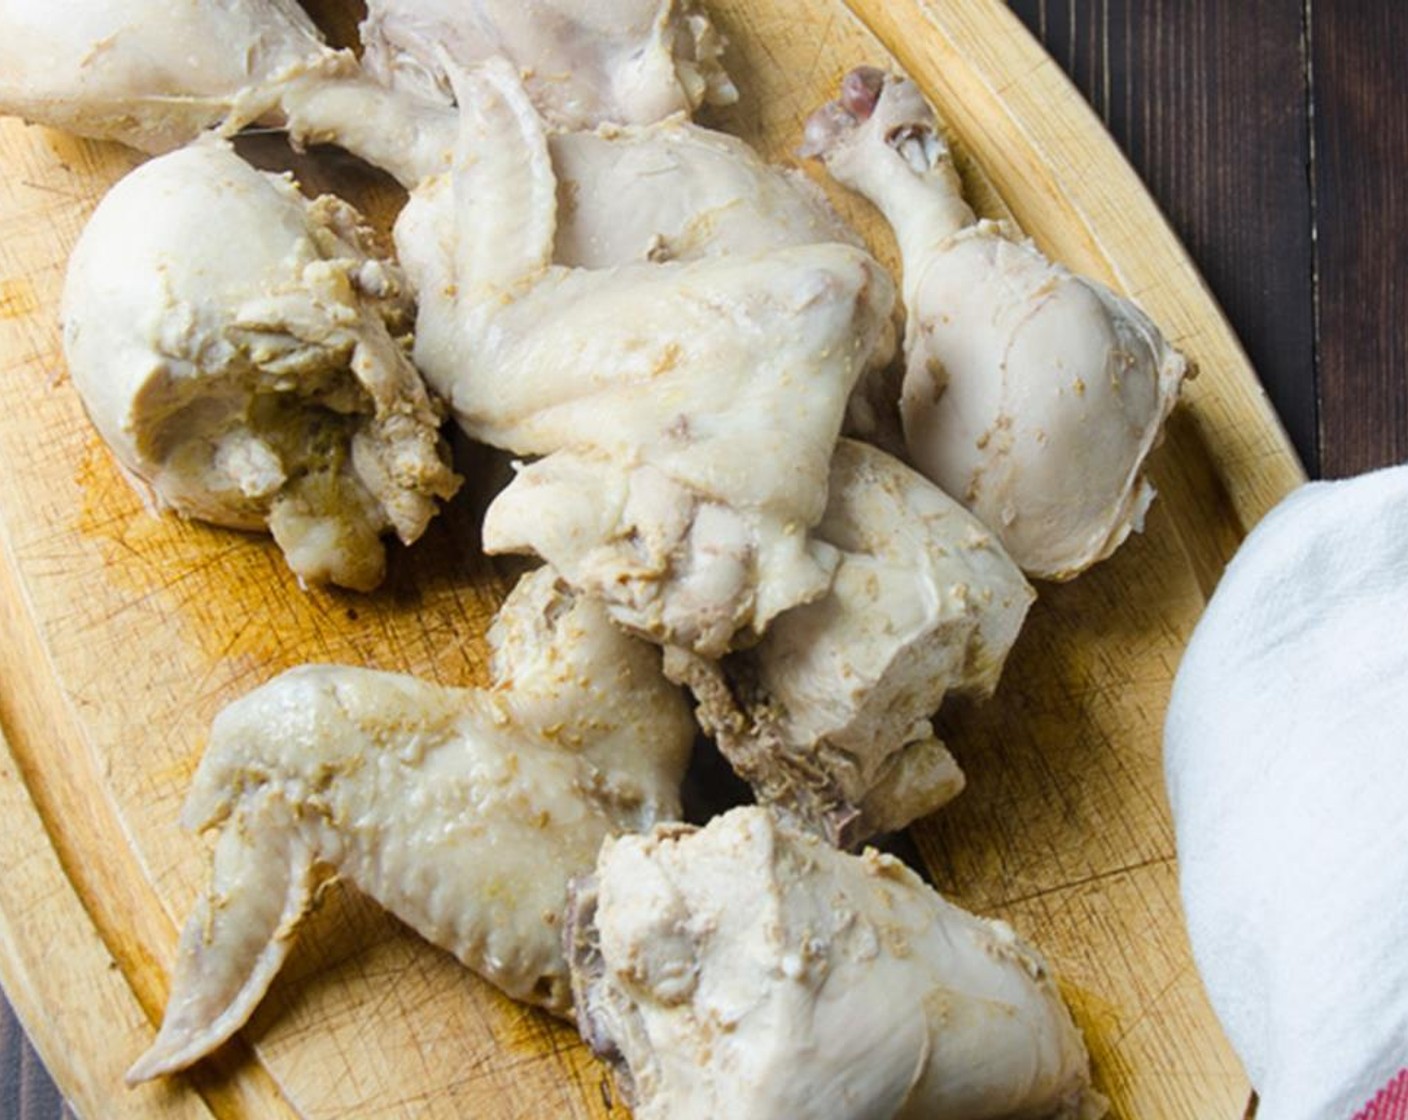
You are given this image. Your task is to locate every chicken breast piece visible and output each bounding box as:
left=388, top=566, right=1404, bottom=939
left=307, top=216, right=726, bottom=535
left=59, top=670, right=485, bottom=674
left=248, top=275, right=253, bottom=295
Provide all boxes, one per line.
left=398, top=59, right=895, bottom=655
left=127, top=566, right=695, bottom=1084
left=360, top=0, right=735, bottom=130
left=62, top=142, right=459, bottom=591
left=805, top=69, right=1187, bottom=580
left=569, top=807, right=1103, bottom=1120
left=665, top=440, right=1033, bottom=846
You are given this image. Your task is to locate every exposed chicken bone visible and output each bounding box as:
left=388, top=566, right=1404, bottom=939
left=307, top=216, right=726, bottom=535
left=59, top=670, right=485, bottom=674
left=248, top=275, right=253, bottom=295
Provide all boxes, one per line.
left=806, top=69, right=1188, bottom=580
left=664, top=440, right=1033, bottom=845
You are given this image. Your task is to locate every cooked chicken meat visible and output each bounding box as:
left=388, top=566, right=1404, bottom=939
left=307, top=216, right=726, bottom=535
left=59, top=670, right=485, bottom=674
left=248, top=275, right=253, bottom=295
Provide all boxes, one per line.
left=0, top=0, right=458, bottom=185
left=569, top=807, right=1101, bottom=1120
left=0, top=0, right=342, bottom=153
left=62, top=142, right=458, bottom=590
left=126, top=567, right=694, bottom=1083
left=665, top=440, right=1032, bottom=846
left=805, top=68, right=1187, bottom=580
left=547, top=118, right=862, bottom=267
left=397, top=59, right=894, bottom=655
left=360, top=0, right=735, bottom=129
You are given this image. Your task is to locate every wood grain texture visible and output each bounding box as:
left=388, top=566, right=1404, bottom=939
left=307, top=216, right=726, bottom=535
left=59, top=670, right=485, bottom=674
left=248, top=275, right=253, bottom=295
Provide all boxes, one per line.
left=0, top=1, right=1314, bottom=1118
left=1009, top=0, right=1318, bottom=475
left=1311, top=0, right=1408, bottom=477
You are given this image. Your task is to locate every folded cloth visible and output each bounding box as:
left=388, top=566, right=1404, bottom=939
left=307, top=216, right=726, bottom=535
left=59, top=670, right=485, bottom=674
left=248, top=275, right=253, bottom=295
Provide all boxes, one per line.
left=1165, top=463, right=1408, bottom=1120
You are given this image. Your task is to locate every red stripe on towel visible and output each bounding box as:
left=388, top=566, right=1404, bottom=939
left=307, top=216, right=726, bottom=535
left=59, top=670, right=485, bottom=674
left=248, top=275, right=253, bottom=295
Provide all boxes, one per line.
left=1356, top=1070, right=1408, bottom=1120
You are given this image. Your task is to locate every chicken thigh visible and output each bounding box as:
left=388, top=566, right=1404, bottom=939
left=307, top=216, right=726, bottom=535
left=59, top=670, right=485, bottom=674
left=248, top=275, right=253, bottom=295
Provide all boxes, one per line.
left=127, top=566, right=694, bottom=1083
left=62, top=142, right=459, bottom=591
left=361, top=0, right=735, bottom=129
left=568, top=807, right=1101, bottom=1120
left=665, top=440, right=1032, bottom=846
left=398, top=59, right=895, bottom=655
left=805, top=69, right=1187, bottom=580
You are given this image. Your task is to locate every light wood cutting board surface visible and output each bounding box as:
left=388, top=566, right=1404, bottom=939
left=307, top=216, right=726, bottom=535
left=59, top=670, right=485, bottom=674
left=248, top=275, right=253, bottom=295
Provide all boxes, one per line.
left=0, top=1, right=1304, bottom=1117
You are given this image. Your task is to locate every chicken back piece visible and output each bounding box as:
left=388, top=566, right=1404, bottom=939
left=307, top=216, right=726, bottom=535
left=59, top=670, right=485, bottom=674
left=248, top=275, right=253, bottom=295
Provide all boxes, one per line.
left=62, top=142, right=459, bottom=591
left=805, top=68, right=1188, bottom=581
left=126, top=566, right=694, bottom=1084
left=360, top=0, right=736, bottom=130
left=666, top=439, right=1033, bottom=847
left=568, top=807, right=1103, bottom=1120
left=397, top=59, right=895, bottom=656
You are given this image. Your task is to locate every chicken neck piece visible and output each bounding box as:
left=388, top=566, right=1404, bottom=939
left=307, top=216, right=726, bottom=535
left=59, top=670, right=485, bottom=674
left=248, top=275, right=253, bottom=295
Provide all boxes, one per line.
left=127, top=566, right=694, bottom=1083
left=666, top=439, right=1033, bottom=847
left=62, top=141, right=459, bottom=591
left=399, top=59, right=895, bottom=657
left=568, top=807, right=1103, bottom=1120
left=804, top=68, right=1187, bottom=581
left=360, top=0, right=736, bottom=130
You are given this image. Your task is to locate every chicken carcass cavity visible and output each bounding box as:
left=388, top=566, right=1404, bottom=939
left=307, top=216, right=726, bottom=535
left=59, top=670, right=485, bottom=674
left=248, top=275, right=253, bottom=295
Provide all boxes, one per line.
left=568, top=807, right=1103, bottom=1120
left=126, top=566, right=694, bottom=1083
left=806, top=68, right=1188, bottom=580
left=62, top=142, right=459, bottom=591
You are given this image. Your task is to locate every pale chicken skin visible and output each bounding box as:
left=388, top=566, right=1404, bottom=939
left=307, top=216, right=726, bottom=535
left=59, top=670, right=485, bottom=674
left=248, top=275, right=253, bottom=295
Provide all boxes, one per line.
left=397, top=59, right=895, bottom=656
left=62, top=142, right=459, bottom=591
left=547, top=119, right=863, bottom=267
left=0, top=0, right=735, bottom=186
left=805, top=68, right=1188, bottom=580
left=0, top=0, right=344, bottom=153
left=0, top=0, right=458, bottom=186
left=126, top=567, right=694, bottom=1083
left=666, top=439, right=1033, bottom=846
left=569, top=808, right=1103, bottom=1120
left=360, top=0, right=736, bottom=130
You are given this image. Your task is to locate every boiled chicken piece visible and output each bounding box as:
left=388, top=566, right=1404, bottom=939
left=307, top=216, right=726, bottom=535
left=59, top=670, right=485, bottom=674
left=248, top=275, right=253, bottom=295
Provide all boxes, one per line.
left=360, top=0, right=736, bottom=130
left=0, top=0, right=457, bottom=186
left=804, top=68, right=1188, bottom=581
left=665, top=439, right=1033, bottom=846
left=547, top=118, right=862, bottom=267
left=397, top=59, right=895, bottom=655
left=62, top=142, right=459, bottom=591
left=568, top=807, right=1102, bottom=1120
left=127, top=566, right=695, bottom=1083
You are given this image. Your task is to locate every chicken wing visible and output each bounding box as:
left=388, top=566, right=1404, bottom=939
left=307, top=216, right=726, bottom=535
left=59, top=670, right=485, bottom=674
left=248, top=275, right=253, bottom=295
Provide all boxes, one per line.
left=398, top=59, right=895, bottom=655
left=126, top=566, right=694, bottom=1083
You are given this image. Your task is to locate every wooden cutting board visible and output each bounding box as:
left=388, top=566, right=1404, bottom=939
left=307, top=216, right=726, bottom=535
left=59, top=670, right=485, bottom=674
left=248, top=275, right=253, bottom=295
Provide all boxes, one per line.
left=0, top=1, right=1305, bottom=1117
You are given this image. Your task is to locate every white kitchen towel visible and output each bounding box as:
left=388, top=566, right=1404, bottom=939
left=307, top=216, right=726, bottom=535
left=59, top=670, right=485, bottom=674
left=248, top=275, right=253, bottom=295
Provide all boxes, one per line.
left=1165, top=463, right=1408, bottom=1120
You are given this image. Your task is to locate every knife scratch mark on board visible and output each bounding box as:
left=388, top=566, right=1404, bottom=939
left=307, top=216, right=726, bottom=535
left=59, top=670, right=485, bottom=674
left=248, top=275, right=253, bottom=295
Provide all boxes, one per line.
left=0, top=279, right=38, bottom=321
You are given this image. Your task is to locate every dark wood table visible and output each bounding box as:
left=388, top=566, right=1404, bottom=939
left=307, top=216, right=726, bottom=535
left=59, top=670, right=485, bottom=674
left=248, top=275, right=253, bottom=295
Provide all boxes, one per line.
left=3, top=2, right=1404, bottom=1115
